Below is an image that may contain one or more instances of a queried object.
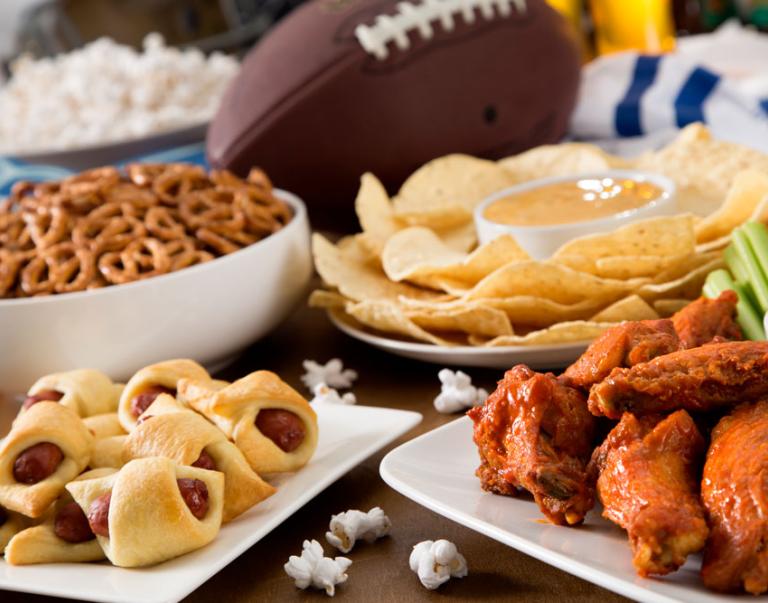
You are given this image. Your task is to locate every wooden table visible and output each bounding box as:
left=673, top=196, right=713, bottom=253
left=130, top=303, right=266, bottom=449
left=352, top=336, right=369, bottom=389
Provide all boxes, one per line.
left=0, top=298, right=629, bottom=603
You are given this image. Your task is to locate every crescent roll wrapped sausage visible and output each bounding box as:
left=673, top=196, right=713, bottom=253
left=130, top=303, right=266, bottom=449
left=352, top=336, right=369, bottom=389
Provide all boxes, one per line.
left=0, top=403, right=93, bottom=517
left=123, top=395, right=275, bottom=522
left=66, top=457, right=224, bottom=567
left=4, top=469, right=115, bottom=565
left=0, top=507, right=27, bottom=555
left=118, top=359, right=211, bottom=431
left=179, top=371, right=318, bottom=474
left=83, top=413, right=126, bottom=439
left=20, top=369, right=122, bottom=419
left=90, top=436, right=128, bottom=469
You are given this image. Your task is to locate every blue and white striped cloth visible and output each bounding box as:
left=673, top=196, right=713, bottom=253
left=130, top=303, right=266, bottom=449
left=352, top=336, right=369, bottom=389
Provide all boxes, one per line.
left=570, top=51, right=768, bottom=154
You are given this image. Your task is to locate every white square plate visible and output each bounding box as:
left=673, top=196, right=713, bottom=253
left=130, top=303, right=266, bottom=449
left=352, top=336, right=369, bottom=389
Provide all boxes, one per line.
left=0, top=404, right=422, bottom=603
left=379, top=416, right=750, bottom=603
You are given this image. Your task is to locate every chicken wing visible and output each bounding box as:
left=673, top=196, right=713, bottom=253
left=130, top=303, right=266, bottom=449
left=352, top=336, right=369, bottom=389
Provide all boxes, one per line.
left=672, top=290, right=741, bottom=349
left=563, top=319, right=679, bottom=390
left=589, top=410, right=708, bottom=576
left=702, top=399, right=768, bottom=594
left=563, top=291, right=741, bottom=391
left=588, top=341, right=768, bottom=419
left=468, top=365, right=595, bottom=526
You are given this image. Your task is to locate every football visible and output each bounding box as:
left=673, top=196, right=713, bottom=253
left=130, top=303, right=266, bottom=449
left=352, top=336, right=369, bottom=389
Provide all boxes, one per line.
left=207, top=0, right=581, bottom=209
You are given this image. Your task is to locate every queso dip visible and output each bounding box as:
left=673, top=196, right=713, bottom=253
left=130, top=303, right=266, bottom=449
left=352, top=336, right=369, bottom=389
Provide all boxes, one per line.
left=483, top=177, right=663, bottom=226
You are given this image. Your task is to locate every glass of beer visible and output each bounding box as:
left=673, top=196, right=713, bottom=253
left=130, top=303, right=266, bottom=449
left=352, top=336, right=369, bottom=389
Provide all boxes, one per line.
left=591, top=0, right=676, bottom=55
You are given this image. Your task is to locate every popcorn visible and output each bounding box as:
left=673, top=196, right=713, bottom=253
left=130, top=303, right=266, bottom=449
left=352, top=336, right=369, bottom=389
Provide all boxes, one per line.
left=326, top=507, right=391, bottom=553
left=284, top=539, right=352, bottom=596
left=433, top=369, right=488, bottom=414
left=0, top=34, right=239, bottom=153
left=311, top=383, right=357, bottom=405
left=409, top=539, right=468, bottom=590
left=301, top=358, right=357, bottom=391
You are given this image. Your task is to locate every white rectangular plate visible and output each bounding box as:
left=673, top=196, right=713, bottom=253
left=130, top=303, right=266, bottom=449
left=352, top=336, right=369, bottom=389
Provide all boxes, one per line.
left=379, top=416, right=751, bottom=603
left=0, top=404, right=422, bottom=603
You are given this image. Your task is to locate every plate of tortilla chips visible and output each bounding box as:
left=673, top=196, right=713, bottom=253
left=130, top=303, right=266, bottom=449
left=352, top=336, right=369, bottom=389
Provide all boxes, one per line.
left=310, top=123, right=768, bottom=368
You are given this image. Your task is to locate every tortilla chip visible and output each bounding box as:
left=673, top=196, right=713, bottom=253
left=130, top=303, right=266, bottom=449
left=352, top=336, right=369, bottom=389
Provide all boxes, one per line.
left=312, top=234, right=440, bottom=303
left=340, top=302, right=455, bottom=346
left=382, top=227, right=529, bottom=289
left=355, top=173, right=402, bottom=256
left=499, top=143, right=627, bottom=182
left=406, top=303, right=514, bottom=338
left=477, top=321, right=615, bottom=347
left=590, top=295, right=659, bottom=322
left=463, top=261, right=647, bottom=305
left=653, top=298, right=691, bottom=316
left=695, top=170, right=768, bottom=243
left=392, top=154, right=513, bottom=228
left=552, top=215, right=696, bottom=267
left=638, top=256, right=724, bottom=301
left=633, top=123, right=768, bottom=217
left=400, top=295, right=607, bottom=328
left=308, top=289, right=348, bottom=309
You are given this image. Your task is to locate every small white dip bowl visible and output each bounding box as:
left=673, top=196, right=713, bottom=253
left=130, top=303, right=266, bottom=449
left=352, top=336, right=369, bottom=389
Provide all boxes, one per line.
left=474, top=170, right=677, bottom=260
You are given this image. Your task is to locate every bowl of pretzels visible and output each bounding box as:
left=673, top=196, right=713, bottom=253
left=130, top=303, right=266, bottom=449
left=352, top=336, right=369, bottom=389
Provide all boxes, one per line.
left=0, top=163, right=312, bottom=394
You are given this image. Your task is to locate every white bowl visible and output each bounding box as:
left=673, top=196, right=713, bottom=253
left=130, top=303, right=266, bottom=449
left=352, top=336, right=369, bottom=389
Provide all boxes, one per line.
left=0, top=190, right=311, bottom=394
left=474, top=170, right=677, bottom=259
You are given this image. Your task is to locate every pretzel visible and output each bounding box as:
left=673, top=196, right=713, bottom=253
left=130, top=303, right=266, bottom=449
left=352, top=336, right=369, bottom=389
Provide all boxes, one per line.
left=145, top=207, right=186, bottom=241
left=20, top=243, right=95, bottom=295
left=152, top=165, right=210, bottom=205
left=164, top=238, right=213, bottom=270
left=1, top=164, right=291, bottom=298
left=72, top=204, right=146, bottom=253
left=22, top=206, right=71, bottom=250
left=98, top=237, right=170, bottom=284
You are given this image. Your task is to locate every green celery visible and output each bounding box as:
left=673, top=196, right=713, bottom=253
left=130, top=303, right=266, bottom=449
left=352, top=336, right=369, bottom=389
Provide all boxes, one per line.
left=731, top=228, right=768, bottom=313
left=704, top=269, right=766, bottom=340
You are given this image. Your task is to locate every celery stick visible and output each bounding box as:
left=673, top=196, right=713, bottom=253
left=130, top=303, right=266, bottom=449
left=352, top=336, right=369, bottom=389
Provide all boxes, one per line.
left=704, top=269, right=766, bottom=340
left=731, top=228, right=768, bottom=313
left=744, top=221, right=768, bottom=286
left=724, top=245, right=750, bottom=284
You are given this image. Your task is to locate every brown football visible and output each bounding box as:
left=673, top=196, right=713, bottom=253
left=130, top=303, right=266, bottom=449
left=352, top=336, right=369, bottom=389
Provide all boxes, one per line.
left=207, top=0, right=581, bottom=211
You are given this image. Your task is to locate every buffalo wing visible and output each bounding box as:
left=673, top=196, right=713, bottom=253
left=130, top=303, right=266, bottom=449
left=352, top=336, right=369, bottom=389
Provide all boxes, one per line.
left=588, top=341, right=768, bottom=419
left=589, top=410, right=708, bottom=576
left=468, top=365, right=595, bottom=526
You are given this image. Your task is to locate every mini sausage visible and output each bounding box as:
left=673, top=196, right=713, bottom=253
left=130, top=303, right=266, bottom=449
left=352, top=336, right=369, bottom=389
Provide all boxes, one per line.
left=13, top=442, right=64, bottom=484
left=54, top=502, right=95, bottom=543
left=177, top=478, right=209, bottom=520
left=87, top=492, right=111, bottom=538
left=22, top=390, right=63, bottom=410
left=130, top=385, right=175, bottom=418
left=0, top=506, right=7, bottom=527
left=255, top=409, right=305, bottom=453
left=191, top=450, right=216, bottom=471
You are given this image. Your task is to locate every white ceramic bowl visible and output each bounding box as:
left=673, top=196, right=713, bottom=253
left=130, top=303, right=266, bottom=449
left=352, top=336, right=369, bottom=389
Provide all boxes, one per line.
left=0, top=190, right=311, bottom=394
left=474, top=170, right=677, bottom=259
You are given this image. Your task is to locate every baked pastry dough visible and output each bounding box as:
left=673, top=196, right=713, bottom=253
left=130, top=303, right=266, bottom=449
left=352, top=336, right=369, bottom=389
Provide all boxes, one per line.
left=123, top=395, right=275, bottom=522
left=90, top=436, right=128, bottom=469
left=179, top=371, right=318, bottom=473
left=66, top=457, right=224, bottom=567
left=83, top=413, right=126, bottom=439
left=4, top=469, right=115, bottom=565
left=22, top=369, right=122, bottom=419
left=0, top=508, right=27, bottom=555
left=118, top=359, right=210, bottom=432
left=0, top=403, right=93, bottom=517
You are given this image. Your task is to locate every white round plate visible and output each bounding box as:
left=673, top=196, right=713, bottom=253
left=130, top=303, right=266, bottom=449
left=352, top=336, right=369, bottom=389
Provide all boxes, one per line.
left=9, top=122, right=207, bottom=171
left=329, top=311, right=589, bottom=370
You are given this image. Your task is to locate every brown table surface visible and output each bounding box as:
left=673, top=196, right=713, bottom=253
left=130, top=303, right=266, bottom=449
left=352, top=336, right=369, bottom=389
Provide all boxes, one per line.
left=0, top=297, right=630, bottom=603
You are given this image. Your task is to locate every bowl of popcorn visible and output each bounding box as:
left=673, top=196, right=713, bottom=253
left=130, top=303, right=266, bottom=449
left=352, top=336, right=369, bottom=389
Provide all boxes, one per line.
left=0, top=34, right=239, bottom=169
left=0, top=163, right=312, bottom=394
